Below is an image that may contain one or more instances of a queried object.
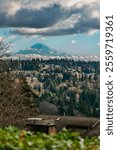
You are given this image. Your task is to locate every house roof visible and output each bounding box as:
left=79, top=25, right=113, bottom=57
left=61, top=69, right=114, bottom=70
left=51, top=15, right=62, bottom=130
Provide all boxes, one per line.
left=26, top=115, right=100, bottom=136
left=26, top=118, right=55, bottom=126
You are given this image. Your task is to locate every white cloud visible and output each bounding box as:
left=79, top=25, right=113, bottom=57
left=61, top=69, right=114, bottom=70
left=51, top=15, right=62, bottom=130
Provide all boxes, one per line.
left=0, top=0, right=99, bottom=16
left=0, top=0, right=100, bottom=36
left=14, top=27, right=49, bottom=35
left=71, top=40, right=76, bottom=44
left=0, top=0, right=99, bottom=13
left=0, top=0, right=21, bottom=16
left=91, top=10, right=100, bottom=19
left=86, top=29, right=98, bottom=36
left=54, top=14, right=81, bottom=29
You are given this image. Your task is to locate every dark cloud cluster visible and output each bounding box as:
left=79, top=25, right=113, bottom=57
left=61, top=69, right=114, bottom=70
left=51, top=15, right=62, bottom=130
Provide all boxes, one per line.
left=1, top=4, right=65, bottom=28
left=0, top=0, right=100, bottom=36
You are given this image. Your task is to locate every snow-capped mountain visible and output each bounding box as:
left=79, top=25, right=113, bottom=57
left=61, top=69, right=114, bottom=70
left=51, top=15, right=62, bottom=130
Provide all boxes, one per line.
left=17, top=43, right=67, bottom=56
left=2, top=42, right=99, bottom=61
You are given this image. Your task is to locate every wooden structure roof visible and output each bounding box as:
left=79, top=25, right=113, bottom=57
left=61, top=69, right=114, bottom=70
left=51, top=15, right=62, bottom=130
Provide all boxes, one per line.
left=27, top=118, right=55, bottom=126
left=26, top=115, right=100, bottom=137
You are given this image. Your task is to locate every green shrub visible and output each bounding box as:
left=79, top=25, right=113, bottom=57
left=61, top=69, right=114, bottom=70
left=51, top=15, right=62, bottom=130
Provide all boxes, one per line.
left=0, top=126, right=100, bottom=150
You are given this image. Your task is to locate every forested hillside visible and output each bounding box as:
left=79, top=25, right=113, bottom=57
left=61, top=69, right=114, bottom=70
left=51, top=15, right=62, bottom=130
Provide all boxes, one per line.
left=1, top=59, right=100, bottom=118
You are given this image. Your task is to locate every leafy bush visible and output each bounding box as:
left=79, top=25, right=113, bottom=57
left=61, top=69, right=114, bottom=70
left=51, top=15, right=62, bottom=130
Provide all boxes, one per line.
left=0, top=126, right=100, bottom=150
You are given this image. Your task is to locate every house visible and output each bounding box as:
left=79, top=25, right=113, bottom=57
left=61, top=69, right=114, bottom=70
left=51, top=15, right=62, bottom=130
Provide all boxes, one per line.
left=26, top=118, right=56, bottom=135
left=26, top=115, right=100, bottom=137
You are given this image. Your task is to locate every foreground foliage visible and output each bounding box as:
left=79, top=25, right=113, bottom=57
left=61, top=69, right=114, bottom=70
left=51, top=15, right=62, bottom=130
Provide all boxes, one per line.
left=0, top=126, right=100, bottom=150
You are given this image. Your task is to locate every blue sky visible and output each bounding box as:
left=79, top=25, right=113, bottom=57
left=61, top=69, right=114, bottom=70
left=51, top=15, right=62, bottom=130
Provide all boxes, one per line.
left=0, top=0, right=100, bottom=56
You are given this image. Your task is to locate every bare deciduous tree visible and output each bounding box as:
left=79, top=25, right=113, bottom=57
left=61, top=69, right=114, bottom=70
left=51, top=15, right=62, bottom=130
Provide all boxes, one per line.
left=0, top=38, right=12, bottom=73
left=0, top=38, right=12, bottom=58
left=0, top=74, right=38, bottom=128
left=0, top=38, right=38, bottom=128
